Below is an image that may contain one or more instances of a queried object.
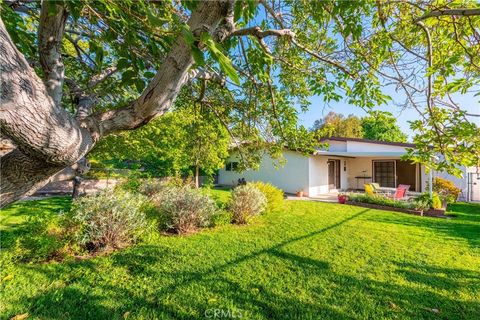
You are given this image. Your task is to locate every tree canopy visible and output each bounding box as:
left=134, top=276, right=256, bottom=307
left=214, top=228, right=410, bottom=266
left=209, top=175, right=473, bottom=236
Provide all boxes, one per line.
left=311, top=112, right=363, bottom=139
left=1, top=0, right=479, bottom=206
left=311, top=110, right=407, bottom=143
left=361, top=111, right=408, bottom=143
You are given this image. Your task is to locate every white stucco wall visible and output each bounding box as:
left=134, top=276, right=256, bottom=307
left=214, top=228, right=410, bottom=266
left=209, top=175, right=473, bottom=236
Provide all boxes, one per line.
left=326, top=140, right=347, bottom=151
left=308, top=157, right=328, bottom=196
left=308, top=156, right=349, bottom=196
left=217, top=150, right=310, bottom=194
left=345, top=141, right=410, bottom=153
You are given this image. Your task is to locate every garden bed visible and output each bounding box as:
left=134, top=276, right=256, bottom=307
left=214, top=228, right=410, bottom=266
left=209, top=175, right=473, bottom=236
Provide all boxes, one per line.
left=345, top=201, right=449, bottom=218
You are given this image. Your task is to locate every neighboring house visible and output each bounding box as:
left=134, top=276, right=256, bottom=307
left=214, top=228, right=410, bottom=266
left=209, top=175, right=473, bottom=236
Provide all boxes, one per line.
left=218, top=137, right=480, bottom=202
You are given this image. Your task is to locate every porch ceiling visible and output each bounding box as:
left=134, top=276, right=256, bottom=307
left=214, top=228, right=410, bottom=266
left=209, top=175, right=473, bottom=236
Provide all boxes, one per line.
left=313, top=151, right=406, bottom=158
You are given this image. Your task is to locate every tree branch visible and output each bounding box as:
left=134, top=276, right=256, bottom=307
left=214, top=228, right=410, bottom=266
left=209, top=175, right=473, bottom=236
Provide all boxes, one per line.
left=415, top=8, right=480, bottom=22
left=230, top=26, right=295, bottom=39
left=83, top=1, right=233, bottom=139
left=38, top=1, right=69, bottom=107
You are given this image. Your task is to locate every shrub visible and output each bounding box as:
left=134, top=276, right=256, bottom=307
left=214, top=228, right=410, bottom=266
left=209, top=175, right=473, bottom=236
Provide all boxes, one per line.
left=152, top=186, right=218, bottom=234
left=137, top=178, right=166, bottom=196
left=66, top=190, right=148, bottom=251
left=348, top=193, right=413, bottom=209
left=249, top=181, right=284, bottom=213
left=433, top=177, right=461, bottom=203
left=229, top=185, right=267, bottom=224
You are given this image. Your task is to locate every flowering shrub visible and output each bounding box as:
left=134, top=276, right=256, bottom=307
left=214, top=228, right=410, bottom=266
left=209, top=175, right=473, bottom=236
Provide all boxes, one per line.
left=433, top=177, right=461, bottom=203
left=229, top=185, right=267, bottom=224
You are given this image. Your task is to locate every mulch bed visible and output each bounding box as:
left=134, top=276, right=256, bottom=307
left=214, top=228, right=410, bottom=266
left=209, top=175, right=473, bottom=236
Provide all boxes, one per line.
left=345, top=201, right=450, bottom=218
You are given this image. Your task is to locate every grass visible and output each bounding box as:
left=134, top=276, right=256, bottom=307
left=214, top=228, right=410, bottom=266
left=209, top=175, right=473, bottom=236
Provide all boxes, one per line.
left=1, top=191, right=479, bottom=319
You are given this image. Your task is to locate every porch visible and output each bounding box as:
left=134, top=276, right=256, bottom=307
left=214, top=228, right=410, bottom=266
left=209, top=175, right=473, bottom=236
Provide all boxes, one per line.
left=309, top=152, right=424, bottom=197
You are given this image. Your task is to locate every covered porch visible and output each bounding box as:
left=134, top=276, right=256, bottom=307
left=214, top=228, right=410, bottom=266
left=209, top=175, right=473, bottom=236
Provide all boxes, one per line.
left=309, top=151, right=423, bottom=196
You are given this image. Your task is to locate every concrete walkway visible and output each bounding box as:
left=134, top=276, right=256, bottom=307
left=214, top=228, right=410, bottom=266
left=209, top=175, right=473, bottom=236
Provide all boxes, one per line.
left=286, top=192, right=340, bottom=203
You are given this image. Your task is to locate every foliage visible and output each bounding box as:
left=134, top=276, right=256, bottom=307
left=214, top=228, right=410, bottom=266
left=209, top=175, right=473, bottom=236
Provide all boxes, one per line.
left=229, top=184, right=267, bottom=224
left=2, top=197, right=480, bottom=319
left=311, top=111, right=363, bottom=138
left=90, top=108, right=230, bottom=180
left=249, top=181, right=284, bottom=213
left=348, top=193, right=413, bottom=210
left=411, top=197, right=431, bottom=211
left=412, top=192, right=443, bottom=210
left=433, top=177, right=461, bottom=203
left=360, top=111, right=407, bottom=142
left=2, top=0, right=480, bottom=199
left=152, top=185, right=219, bottom=234
left=65, top=191, right=148, bottom=251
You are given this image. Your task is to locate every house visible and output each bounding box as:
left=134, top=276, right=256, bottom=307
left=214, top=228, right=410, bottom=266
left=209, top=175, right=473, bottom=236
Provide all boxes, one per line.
left=218, top=137, right=480, bottom=202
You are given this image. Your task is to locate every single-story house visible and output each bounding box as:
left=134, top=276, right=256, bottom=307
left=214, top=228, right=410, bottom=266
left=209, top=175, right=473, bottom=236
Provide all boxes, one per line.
left=218, top=137, right=480, bottom=202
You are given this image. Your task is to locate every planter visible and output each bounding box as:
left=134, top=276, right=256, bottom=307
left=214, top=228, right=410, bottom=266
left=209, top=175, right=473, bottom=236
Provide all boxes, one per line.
left=345, top=201, right=450, bottom=218
left=345, top=201, right=423, bottom=215
left=338, top=194, right=347, bottom=204
left=296, top=191, right=304, bottom=197
left=425, top=208, right=446, bottom=216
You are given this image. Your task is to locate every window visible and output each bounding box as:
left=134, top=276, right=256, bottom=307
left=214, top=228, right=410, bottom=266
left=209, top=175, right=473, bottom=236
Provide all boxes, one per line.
left=226, top=162, right=239, bottom=171
left=373, top=161, right=396, bottom=188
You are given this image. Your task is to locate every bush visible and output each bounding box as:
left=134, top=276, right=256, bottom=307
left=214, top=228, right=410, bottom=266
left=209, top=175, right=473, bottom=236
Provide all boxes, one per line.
left=229, top=185, right=267, bottom=224
left=152, top=186, right=219, bottom=234
left=66, top=190, right=148, bottom=251
left=433, top=177, right=461, bottom=203
left=249, top=181, right=284, bottom=213
left=348, top=193, right=413, bottom=209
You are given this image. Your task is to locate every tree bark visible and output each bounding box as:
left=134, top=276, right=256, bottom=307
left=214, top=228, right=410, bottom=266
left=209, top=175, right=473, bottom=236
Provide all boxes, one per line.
left=0, top=1, right=234, bottom=207
left=38, top=1, right=68, bottom=107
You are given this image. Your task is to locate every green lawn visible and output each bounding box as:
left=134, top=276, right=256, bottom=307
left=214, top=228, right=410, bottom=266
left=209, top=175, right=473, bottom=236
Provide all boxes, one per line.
left=1, top=193, right=479, bottom=319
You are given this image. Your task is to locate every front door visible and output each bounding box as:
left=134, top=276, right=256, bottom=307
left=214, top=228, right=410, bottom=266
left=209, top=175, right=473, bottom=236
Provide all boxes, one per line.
left=327, top=160, right=340, bottom=190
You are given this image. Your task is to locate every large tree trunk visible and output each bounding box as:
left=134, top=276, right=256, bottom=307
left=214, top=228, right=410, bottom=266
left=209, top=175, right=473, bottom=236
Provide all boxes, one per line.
left=0, top=1, right=233, bottom=208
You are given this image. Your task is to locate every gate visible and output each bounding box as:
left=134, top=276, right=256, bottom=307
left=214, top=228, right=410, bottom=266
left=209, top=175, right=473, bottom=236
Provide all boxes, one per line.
left=468, top=173, right=480, bottom=202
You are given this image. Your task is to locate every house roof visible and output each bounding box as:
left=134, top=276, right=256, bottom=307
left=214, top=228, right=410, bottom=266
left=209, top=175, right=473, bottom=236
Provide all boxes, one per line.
left=320, top=136, right=416, bottom=148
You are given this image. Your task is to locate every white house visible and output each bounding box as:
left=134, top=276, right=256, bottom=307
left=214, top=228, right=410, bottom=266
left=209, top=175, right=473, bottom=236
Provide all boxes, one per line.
left=218, top=137, right=480, bottom=202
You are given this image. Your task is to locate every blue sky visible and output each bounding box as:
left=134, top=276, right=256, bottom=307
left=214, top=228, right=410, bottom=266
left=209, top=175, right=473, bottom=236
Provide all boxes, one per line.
left=296, top=84, right=480, bottom=141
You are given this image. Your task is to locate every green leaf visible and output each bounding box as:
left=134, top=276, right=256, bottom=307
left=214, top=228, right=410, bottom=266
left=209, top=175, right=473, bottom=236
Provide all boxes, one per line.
left=202, top=34, right=239, bottom=85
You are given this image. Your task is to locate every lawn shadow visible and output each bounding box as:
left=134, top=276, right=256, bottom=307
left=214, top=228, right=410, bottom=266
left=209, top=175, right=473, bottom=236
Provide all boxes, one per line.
left=366, top=210, right=480, bottom=247
left=7, top=207, right=480, bottom=319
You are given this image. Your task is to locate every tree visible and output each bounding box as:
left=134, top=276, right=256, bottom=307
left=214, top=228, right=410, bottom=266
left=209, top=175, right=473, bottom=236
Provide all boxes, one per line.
left=311, top=112, right=363, bottom=138
left=91, top=106, right=230, bottom=186
left=361, top=111, right=408, bottom=142
left=1, top=0, right=479, bottom=207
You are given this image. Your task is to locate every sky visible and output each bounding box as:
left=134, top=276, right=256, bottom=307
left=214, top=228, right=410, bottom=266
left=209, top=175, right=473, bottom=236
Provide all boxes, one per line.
left=296, top=84, right=480, bottom=141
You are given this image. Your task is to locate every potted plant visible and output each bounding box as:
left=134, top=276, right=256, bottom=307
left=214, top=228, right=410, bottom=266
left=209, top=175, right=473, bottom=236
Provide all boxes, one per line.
left=296, top=190, right=304, bottom=197
left=338, top=193, right=347, bottom=204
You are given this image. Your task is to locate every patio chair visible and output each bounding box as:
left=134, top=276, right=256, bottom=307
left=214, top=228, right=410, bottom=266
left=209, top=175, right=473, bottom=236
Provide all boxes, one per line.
left=364, top=184, right=375, bottom=196
left=370, top=183, right=390, bottom=196
left=389, top=185, right=410, bottom=200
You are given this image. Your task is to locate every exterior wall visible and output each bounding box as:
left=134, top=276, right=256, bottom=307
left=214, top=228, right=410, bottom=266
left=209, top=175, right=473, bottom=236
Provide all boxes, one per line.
left=326, top=140, right=347, bottom=151
left=345, top=141, right=410, bottom=153
left=217, top=150, right=310, bottom=194
left=308, top=156, right=349, bottom=196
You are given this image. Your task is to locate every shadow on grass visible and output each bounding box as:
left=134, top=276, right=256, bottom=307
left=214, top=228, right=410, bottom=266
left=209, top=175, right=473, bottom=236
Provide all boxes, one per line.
left=0, top=197, right=71, bottom=250
left=366, top=204, right=480, bottom=247
left=6, top=207, right=480, bottom=319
